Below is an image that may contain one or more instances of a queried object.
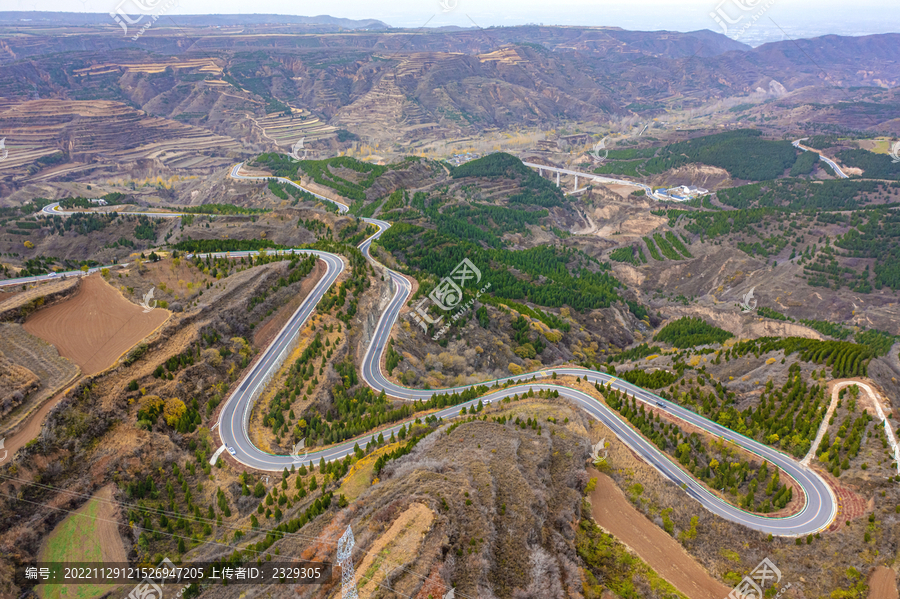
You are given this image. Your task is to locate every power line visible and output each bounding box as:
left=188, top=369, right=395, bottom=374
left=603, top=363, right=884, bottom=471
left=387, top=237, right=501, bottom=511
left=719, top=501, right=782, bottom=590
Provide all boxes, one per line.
left=1, top=475, right=473, bottom=597
left=0, top=472, right=339, bottom=547
left=2, top=491, right=444, bottom=599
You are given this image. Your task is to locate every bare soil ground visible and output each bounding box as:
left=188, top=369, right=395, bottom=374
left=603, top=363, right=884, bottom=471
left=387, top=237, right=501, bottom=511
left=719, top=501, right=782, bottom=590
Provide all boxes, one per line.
left=587, top=467, right=733, bottom=599
left=23, top=274, right=169, bottom=375
left=0, top=278, right=80, bottom=321
left=869, top=567, right=898, bottom=599
left=818, top=467, right=870, bottom=532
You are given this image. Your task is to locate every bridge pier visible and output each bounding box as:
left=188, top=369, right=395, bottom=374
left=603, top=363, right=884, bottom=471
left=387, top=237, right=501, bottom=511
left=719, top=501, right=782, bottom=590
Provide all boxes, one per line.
left=556, top=171, right=560, bottom=187
left=574, top=175, right=578, bottom=192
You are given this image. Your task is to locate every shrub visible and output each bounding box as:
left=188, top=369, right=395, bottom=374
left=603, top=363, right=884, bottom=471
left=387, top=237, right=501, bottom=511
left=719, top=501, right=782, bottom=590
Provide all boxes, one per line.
left=654, top=316, right=733, bottom=348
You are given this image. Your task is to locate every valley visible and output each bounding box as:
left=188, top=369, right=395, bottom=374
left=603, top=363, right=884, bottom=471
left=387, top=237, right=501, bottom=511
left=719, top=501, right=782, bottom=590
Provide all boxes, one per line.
left=1, top=11, right=900, bottom=599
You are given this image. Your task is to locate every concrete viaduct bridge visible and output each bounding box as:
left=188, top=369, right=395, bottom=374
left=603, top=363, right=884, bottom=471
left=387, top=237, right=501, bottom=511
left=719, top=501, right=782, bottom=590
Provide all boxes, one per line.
left=522, top=161, right=658, bottom=198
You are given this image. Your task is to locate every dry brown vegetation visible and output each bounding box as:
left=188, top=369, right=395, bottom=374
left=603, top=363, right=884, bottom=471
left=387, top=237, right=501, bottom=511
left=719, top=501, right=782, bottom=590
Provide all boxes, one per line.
left=0, top=322, right=79, bottom=438
left=336, top=398, right=593, bottom=599
left=0, top=349, right=39, bottom=420
left=385, top=299, right=648, bottom=390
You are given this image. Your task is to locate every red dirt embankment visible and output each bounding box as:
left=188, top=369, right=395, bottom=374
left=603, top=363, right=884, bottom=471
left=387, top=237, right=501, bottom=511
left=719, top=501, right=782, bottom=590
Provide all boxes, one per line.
left=587, top=467, right=732, bottom=599
left=23, top=275, right=168, bottom=375
left=252, top=259, right=326, bottom=349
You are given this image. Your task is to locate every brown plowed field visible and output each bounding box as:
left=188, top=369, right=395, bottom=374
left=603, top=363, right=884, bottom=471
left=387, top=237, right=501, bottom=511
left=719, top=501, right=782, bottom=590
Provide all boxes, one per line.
left=869, top=567, right=898, bottom=599
left=23, top=275, right=169, bottom=375
left=587, top=467, right=733, bottom=599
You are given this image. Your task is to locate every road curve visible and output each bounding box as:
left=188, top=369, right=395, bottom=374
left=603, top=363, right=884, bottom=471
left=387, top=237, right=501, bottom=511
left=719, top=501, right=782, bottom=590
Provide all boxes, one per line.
left=793, top=139, right=849, bottom=179
left=0, top=163, right=838, bottom=536
left=229, top=163, right=350, bottom=213
left=217, top=163, right=836, bottom=536
left=0, top=202, right=214, bottom=288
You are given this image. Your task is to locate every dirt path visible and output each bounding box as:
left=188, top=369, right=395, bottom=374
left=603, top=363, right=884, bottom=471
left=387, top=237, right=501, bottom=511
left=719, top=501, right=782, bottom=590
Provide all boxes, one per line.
left=2, top=381, right=80, bottom=468
left=23, top=275, right=169, bottom=375
left=36, top=484, right=129, bottom=599
left=93, top=485, right=129, bottom=563
left=587, top=468, right=732, bottom=599
left=869, top=567, right=898, bottom=599
left=802, top=379, right=844, bottom=465
left=807, top=379, right=900, bottom=472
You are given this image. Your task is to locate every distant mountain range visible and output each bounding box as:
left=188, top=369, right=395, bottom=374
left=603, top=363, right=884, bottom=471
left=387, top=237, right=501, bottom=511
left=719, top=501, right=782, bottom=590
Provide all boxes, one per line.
left=0, top=11, right=391, bottom=30
left=0, top=20, right=897, bottom=148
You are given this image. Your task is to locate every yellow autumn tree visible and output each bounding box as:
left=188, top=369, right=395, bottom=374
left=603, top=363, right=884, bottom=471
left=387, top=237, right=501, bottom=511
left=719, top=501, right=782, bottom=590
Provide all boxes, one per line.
left=231, top=337, right=252, bottom=359
left=138, top=395, right=165, bottom=419
left=163, top=397, right=186, bottom=427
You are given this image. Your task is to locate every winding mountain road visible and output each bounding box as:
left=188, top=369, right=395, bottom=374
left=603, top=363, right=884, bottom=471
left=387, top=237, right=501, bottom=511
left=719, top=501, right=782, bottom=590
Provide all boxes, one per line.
left=5, top=162, right=836, bottom=536
left=217, top=163, right=837, bottom=536
left=793, top=138, right=849, bottom=179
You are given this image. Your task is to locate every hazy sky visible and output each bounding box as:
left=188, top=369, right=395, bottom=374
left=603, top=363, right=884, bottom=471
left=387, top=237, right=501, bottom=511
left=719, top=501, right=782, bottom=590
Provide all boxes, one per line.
left=12, top=0, right=900, bottom=45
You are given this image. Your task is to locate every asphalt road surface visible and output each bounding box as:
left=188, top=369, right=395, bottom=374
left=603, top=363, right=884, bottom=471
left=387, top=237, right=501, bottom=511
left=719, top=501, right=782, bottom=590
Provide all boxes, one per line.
left=219, top=163, right=836, bottom=536
left=793, top=139, right=849, bottom=179
left=12, top=163, right=835, bottom=536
